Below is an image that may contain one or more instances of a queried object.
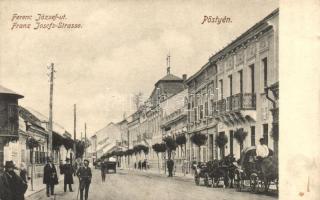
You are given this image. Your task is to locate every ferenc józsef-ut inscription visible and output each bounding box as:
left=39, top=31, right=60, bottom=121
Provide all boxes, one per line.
left=10, top=13, right=82, bottom=30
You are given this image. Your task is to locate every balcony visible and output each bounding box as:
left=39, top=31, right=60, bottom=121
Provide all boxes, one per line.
left=161, top=108, right=187, bottom=128
left=214, top=93, right=256, bottom=115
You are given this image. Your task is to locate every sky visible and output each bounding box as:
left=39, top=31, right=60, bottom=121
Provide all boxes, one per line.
left=0, top=0, right=278, bottom=138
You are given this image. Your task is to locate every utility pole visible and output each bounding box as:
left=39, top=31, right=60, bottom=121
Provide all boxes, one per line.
left=48, top=63, right=55, bottom=158
left=84, top=123, right=87, bottom=158
left=73, top=104, right=77, bottom=163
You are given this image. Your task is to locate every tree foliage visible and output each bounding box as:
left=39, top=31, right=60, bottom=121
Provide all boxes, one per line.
left=152, top=143, right=166, bottom=154
left=190, top=132, right=207, bottom=147
left=175, top=133, right=187, bottom=147
left=215, top=133, right=228, bottom=148
left=27, top=136, right=40, bottom=149
left=75, top=140, right=85, bottom=158
left=234, top=128, right=248, bottom=144
left=163, top=136, right=177, bottom=151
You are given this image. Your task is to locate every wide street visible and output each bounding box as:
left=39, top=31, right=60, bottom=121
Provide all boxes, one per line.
left=27, top=168, right=277, bottom=200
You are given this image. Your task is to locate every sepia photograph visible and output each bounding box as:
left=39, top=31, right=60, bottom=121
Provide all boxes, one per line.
left=2, top=0, right=317, bottom=200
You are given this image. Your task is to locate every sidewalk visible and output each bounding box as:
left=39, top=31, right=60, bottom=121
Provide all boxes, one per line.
left=120, top=167, right=194, bottom=182
left=25, top=174, right=64, bottom=198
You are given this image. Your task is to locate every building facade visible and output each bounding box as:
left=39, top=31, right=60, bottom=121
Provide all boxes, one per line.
left=186, top=9, right=279, bottom=162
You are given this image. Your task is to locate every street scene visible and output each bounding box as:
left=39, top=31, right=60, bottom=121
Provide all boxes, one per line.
left=27, top=169, right=277, bottom=200
left=0, top=1, right=279, bottom=200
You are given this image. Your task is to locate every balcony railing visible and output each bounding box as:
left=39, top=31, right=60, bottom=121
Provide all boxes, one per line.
left=162, top=107, right=187, bottom=126
left=214, top=93, right=256, bottom=115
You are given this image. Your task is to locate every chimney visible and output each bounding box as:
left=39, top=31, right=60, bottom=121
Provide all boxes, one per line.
left=182, top=74, right=187, bottom=81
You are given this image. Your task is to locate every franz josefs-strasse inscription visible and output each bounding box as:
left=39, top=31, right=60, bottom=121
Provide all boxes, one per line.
left=10, top=14, right=82, bottom=30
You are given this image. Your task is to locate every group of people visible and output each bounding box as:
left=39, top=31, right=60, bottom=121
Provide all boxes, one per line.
left=44, top=157, right=92, bottom=200
left=134, top=159, right=149, bottom=170
left=0, top=157, right=93, bottom=200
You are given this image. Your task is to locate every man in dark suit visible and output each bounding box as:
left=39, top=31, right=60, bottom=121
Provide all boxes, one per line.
left=0, top=161, right=27, bottom=200
left=62, top=158, right=74, bottom=192
left=100, top=159, right=106, bottom=182
left=43, top=157, right=58, bottom=197
left=77, top=159, right=92, bottom=200
left=167, top=159, right=174, bottom=177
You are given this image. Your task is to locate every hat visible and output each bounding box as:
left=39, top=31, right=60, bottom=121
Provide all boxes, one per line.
left=83, top=159, right=90, bottom=163
left=47, top=157, right=52, bottom=162
left=65, top=158, right=70, bottom=161
left=4, top=161, right=15, bottom=169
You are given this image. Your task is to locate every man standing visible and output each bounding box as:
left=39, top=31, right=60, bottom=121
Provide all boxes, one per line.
left=100, top=159, right=106, bottom=182
left=43, top=157, right=58, bottom=197
left=256, top=138, right=269, bottom=171
left=167, top=159, right=174, bottom=177
left=62, top=158, right=74, bottom=192
left=77, top=159, right=92, bottom=200
left=0, top=161, right=27, bottom=200
left=256, top=138, right=269, bottom=159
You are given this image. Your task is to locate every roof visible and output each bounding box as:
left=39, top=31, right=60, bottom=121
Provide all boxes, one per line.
left=155, top=73, right=182, bottom=86
left=0, top=85, right=24, bottom=98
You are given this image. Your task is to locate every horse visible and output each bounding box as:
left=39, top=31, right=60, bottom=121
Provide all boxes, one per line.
left=206, top=159, right=229, bottom=187
left=260, top=156, right=278, bottom=192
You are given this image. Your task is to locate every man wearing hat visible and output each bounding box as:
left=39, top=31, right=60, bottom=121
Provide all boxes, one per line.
left=0, top=161, right=27, bottom=200
left=76, top=159, right=92, bottom=200
left=43, top=157, right=58, bottom=197
left=62, top=158, right=74, bottom=192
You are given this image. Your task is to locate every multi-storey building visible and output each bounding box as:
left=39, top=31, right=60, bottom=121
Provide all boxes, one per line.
left=186, top=9, right=279, bottom=161
left=160, top=88, right=188, bottom=172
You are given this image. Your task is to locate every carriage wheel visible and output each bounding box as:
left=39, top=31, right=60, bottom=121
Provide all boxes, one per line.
left=204, top=174, right=209, bottom=187
left=195, top=176, right=200, bottom=186
left=250, top=174, right=259, bottom=193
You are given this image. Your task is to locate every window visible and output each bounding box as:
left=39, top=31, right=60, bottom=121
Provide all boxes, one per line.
left=199, top=105, right=204, bottom=119
left=229, top=75, right=233, bottom=96
left=251, top=126, right=255, bottom=146
left=239, top=70, right=243, bottom=94
left=263, top=58, right=268, bottom=87
left=194, top=108, right=198, bottom=122
left=249, top=64, right=255, bottom=93
left=263, top=124, right=268, bottom=145
left=205, top=102, right=208, bottom=117
left=229, top=130, right=234, bottom=155
left=219, top=80, right=224, bottom=99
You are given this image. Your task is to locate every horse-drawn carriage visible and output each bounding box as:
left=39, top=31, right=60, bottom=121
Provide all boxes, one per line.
left=193, top=155, right=237, bottom=188
left=234, top=146, right=278, bottom=193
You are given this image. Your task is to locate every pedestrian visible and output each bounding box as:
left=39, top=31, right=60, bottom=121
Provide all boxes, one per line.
left=77, top=159, right=92, bottom=200
left=62, top=158, right=74, bottom=192
left=19, top=162, right=28, bottom=184
left=134, top=162, right=137, bottom=169
left=43, top=157, right=58, bottom=197
left=0, top=161, right=28, bottom=200
left=101, top=159, right=106, bottom=182
left=138, top=160, right=142, bottom=170
left=167, top=159, right=174, bottom=177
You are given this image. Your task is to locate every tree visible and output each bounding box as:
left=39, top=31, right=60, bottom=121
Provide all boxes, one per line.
left=152, top=143, right=166, bottom=173
left=163, top=136, right=177, bottom=159
left=75, top=140, right=85, bottom=158
left=215, top=133, right=228, bottom=158
left=133, top=92, right=143, bottom=111
left=190, top=132, right=208, bottom=162
left=175, top=133, right=187, bottom=157
left=234, top=128, right=248, bottom=152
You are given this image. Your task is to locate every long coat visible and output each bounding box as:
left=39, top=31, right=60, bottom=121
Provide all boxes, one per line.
left=43, top=164, right=58, bottom=185
left=76, top=166, right=92, bottom=187
left=0, top=171, right=27, bottom=200
left=62, top=164, right=74, bottom=184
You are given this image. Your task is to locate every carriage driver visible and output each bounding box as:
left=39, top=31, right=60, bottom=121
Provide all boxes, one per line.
left=255, top=138, right=269, bottom=171
left=256, top=138, right=269, bottom=159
